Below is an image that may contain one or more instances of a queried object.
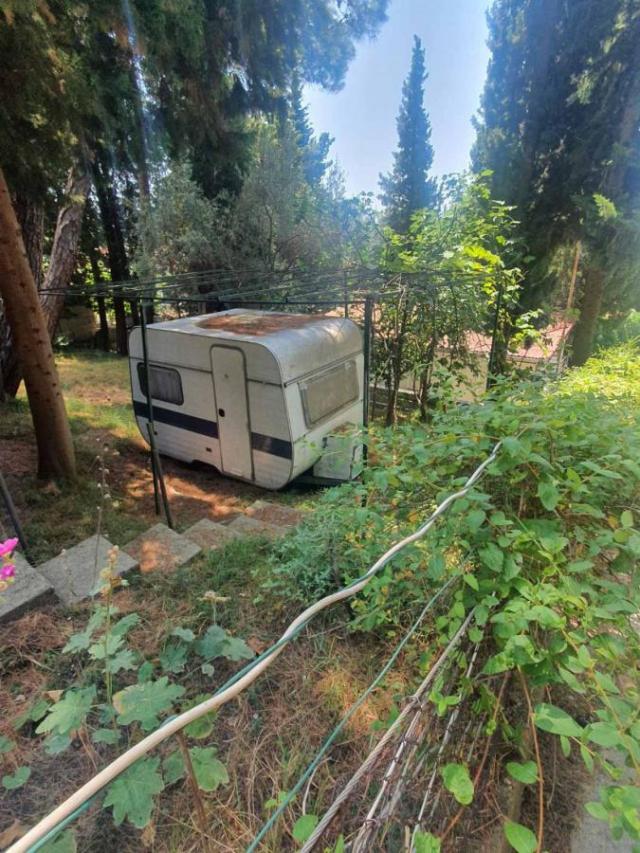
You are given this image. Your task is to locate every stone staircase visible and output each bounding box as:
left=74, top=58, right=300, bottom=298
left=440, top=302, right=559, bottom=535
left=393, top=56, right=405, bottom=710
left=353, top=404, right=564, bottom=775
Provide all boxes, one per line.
left=0, top=500, right=302, bottom=624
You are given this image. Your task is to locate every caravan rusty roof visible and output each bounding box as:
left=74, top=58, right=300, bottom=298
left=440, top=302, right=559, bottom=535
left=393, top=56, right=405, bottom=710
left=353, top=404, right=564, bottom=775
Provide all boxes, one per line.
left=196, top=312, right=330, bottom=336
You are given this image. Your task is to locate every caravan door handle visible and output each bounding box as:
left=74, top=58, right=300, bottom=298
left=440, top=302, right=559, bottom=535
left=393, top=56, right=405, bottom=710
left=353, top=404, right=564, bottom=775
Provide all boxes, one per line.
left=218, top=408, right=226, bottom=417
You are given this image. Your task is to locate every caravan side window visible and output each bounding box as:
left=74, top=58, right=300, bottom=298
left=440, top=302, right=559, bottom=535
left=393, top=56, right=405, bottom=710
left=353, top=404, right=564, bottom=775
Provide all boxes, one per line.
left=300, top=360, right=359, bottom=427
left=137, top=363, right=184, bottom=406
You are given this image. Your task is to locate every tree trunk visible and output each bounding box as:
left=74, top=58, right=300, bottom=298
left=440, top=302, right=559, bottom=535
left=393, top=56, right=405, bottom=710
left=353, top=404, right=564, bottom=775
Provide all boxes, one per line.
left=0, top=195, right=44, bottom=398
left=40, top=158, right=91, bottom=338
left=0, top=168, right=76, bottom=479
left=92, top=151, right=130, bottom=355
left=385, top=296, right=410, bottom=427
left=385, top=378, right=400, bottom=427
left=570, top=267, right=605, bottom=366
left=129, top=299, right=140, bottom=326
left=96, top=296, right=110, bottom=350
left=85, top=198, right=110, bottom=351
left=15, top=195, right=45, bottom=289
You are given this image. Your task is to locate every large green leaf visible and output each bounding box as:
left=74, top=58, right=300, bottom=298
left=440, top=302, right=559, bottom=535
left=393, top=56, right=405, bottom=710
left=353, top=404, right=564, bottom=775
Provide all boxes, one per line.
left=92, top=728, right=121, bottom=746
left=506, top=761, right=538, bottom=784
left=111, top=613, right=140, bottom=637
left=161, top=746, right=229, bottom=792
left=196, top=624, right=254, bottom=662
left=504, top=820, right=537, bottom=853
left=196, top=625, right=228, bottom=660
left=189, top=746, right=229, bottom=792
left=587, top=722, right=621, bottom=748
left=14, top=698, right=50, bottom=730
left=467, top=509, right=486, bottom=533
left=105, top=649, right=138, bottom=674
left=44, top=733, right=72, bottom=755
left=62, top=606, right=117, bottom=654
left=62, top=628, right=94, bottom=654
left=88, top=633, right=124, bottom=661
left=292, top=814, right=319, bottom=843
left=414, top=831, right=442, bottom=852
left=537, top=481, right=560, bottom=511
left=223, top=635, right=255, bottom=662
left=0, top=734, right=16, bottom=753
left=2, top=765, right=31, bottom=790
left=183, top=694, right=217, bottom=740
left=104, top=756, right=164, bottom=828
left=171, top=627, right=195, bottom=643
left=479, top=543, right=503, bottom=573
left=113, top=677, right=185, bottom=731
left=36, top=687, right=96, bottom=736
left=441, top=763, right=474, bottom=805
left=533, top=703, right=583, bottom=737
left=160, top=642, right=189, bottom=674
left=162, top=749, right=185, bottom=786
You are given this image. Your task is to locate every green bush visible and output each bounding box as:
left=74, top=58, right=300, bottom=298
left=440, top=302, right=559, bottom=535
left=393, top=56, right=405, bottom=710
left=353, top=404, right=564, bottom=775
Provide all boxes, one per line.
left=266, top=343, right=640, bottom=844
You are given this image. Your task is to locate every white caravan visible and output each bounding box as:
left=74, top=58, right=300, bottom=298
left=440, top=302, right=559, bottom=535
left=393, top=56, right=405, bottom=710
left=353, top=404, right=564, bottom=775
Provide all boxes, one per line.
left=128, top=310, right=364, bottom=489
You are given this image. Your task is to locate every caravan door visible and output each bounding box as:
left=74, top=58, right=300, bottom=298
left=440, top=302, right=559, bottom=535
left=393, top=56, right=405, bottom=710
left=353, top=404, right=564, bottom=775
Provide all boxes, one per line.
left=211, top=346, right=253, bottom=480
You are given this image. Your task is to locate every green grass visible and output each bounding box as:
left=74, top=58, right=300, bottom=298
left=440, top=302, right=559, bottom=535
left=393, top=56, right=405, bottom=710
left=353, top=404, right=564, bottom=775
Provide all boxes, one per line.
left=2, top=348, right=313, bottom=563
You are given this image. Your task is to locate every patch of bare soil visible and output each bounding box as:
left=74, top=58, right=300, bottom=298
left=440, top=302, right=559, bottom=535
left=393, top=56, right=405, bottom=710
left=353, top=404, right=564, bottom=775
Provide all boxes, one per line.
left=246, top=502, right=304, bottom=527
left=0, top=438, right=37, bottom=477
left=116, top=444, right=265, bottom=528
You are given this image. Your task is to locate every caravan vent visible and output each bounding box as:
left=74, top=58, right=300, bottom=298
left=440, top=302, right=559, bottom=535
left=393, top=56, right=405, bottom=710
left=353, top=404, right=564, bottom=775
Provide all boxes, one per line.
left=137, top=363, right=184, bottom=406
left=300, top=360, right=359, bottom=427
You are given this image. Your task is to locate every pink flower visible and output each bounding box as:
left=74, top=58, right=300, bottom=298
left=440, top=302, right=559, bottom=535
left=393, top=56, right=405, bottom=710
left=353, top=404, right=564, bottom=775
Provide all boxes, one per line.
left=0, top=538, right=18, bottom=558
left=0, top=563, right=15, bottom=579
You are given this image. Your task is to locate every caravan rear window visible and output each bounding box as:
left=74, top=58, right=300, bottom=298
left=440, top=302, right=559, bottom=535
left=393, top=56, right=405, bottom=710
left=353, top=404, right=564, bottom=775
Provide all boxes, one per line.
left=137, top=363, right=184, bottom=406
left=300, top=360, right=359, bottom=427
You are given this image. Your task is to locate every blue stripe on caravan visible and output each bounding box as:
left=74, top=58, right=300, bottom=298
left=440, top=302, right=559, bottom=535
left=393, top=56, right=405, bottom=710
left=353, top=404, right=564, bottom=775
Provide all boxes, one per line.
left=133, top=400, right=219, bottom=438
left=251, top=432, right=293, bottom=460
left=133, top=400, right=293, bottom=460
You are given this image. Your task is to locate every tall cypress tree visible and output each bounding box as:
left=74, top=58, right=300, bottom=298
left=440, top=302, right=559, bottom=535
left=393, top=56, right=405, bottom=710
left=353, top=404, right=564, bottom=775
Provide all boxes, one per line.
left=290, top=74, right=333, bottom=187
left=473, top=0, right=640, bottom=363
left=379, top=35, right=438, bottom=232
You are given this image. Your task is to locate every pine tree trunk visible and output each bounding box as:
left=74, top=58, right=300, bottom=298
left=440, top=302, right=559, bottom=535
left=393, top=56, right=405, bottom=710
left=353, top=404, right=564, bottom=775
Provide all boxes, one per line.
left=0, top=168, right=76, bottom=479
left=40, top=158, right=91, bottom=338
left=15, top=195, right=45, bottom=288
left=96, top=296, right=110, bottom=350
left=85, top=199, right=111, bottom=351
left=129, top=299, right=140, bottom=326
left=570, top=267, right=605, bottom=367
left=92, top=152, right=130, bottom=355
left=385, top=380, right=399, bottom=427
left=0, top=195, right=44, bottom=398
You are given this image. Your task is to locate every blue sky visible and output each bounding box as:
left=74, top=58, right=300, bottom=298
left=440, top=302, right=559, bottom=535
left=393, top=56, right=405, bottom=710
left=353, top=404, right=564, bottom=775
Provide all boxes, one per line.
left=305, top=0, right=491, bottom=197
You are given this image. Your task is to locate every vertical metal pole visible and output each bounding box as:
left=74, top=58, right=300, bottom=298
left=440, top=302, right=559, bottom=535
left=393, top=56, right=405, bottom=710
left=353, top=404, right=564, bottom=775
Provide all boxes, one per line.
left=0, top=472, right=30, bottom=561
left=486, top=275, right=505, bottom=390
left=343, top=270, right=349, bottom=318
left=148, top=425, right=174, bottom=530
left=362, top=294, right=374, bottom=469
left=139, top=301, right=159, bottom=514
left=140, top=302, right=174, bottom=528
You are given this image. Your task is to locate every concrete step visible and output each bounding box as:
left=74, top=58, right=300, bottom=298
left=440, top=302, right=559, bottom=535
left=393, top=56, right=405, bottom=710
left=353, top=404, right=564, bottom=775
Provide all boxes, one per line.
left=123, top=523, right=201, bottom=574
left=244, top=500, right=304, bottom=530
left=228, top=514, right=286, bottom=539
left=37, top=535, right=139, bottom=605
left=182, top=518, right=241, bottom=551
left=0, top=553, right=56, bottom=624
